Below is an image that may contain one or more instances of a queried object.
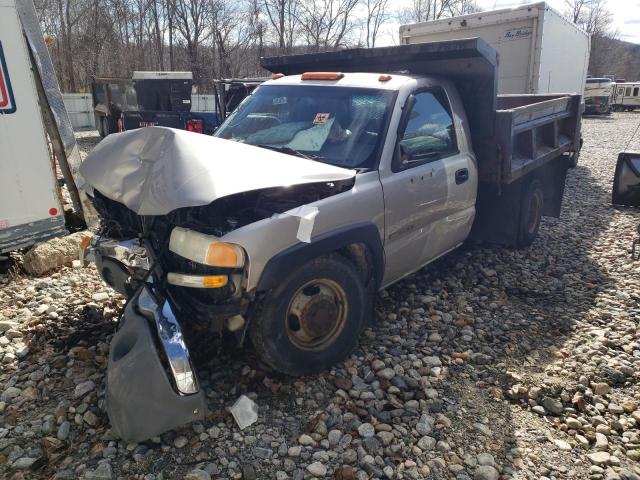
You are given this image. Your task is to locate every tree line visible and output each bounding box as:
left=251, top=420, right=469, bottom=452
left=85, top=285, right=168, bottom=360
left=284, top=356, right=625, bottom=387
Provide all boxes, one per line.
left=34, top=0, right=636, bottom=93
left=34, top=0, right=481, bottom=91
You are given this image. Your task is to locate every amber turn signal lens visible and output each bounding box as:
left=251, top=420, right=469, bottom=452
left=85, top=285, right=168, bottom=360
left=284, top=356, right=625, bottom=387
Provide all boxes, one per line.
left=202, top=275, right=228, bottom=288
left=301, top=72, right=344, bottom=81
left=79, top=234, right=92, bottom=251
left=205, top=242, right=243, bottom=268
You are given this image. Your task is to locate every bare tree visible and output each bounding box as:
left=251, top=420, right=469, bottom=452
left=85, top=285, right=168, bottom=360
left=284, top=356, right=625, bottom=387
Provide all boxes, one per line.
left=364, top=0, right=389, bottom=48
left=263, top=0, right=300, bottom=51
left=300, top=0, right=360, bottom=51
left=169, top=0, right=211, bottom=83
left=397, top=0, right=477, bottom=24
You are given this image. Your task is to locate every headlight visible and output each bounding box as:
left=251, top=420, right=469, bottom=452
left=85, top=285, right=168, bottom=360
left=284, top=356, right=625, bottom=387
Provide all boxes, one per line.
left=169, top=227, right=245, bottom=268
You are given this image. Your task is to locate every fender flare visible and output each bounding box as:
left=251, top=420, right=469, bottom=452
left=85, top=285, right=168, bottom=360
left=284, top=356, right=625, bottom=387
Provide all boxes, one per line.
left=256, top=222, right=385, bottom=292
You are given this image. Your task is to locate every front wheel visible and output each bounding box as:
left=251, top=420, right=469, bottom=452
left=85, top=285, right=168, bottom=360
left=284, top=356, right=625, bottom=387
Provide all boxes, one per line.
left=517, top=178, right=544, bottom=248
left=250, top=254, right=367, bottom=376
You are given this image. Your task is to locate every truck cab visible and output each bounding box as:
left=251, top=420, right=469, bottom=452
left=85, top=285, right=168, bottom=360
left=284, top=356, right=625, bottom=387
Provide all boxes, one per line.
left=214, top=72, right=478, bottom=286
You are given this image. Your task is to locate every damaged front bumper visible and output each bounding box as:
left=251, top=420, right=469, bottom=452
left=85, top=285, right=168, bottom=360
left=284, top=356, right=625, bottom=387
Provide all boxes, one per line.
left=81, top=235, right=149, bottom=296
left=106, top=284, right=207, bottom=442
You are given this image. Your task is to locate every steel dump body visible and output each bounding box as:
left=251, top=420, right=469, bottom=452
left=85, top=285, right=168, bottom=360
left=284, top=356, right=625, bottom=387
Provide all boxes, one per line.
left=261, top=38, right=582, bottom=187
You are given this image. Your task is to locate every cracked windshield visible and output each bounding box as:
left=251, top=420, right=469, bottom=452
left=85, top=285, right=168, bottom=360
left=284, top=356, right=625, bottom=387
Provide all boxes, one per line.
left=215, top=85, right=394, bottom=169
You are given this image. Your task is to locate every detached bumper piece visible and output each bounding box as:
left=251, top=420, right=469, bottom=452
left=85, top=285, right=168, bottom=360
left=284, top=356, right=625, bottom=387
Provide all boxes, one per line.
left=106, top=286, right=206, bottom=443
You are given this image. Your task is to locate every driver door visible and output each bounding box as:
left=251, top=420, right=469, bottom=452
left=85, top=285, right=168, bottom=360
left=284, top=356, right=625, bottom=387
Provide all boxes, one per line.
left=381, top=88, right=475, bottom=285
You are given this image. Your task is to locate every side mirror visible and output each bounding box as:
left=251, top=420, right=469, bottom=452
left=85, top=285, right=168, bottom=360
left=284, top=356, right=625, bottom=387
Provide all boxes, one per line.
left=612, top=152, right=640, bottom=206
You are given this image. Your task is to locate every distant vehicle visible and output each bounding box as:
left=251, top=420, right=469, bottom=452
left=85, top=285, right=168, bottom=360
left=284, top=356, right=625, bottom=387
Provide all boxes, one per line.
left=612, top=82, right=640, bottom=111
left=399, top=1, right=590, bottom=97
left=212, top=77, right=267, bottom=123
left=1, top=0, right=88, bottom=254
left=584, top=77, right=613, bottom=114
left=92, top=72, right=266, bottom=136
left=91, top=71, right=216, bottom=136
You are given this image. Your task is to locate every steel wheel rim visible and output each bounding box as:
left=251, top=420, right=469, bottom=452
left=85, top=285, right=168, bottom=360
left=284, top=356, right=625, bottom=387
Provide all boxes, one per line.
left=285, top=278, right=348, bottom=351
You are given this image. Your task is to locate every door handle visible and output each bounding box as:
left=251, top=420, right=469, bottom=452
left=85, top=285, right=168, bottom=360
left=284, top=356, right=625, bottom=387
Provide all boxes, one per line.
left=455, top=168, right=469, bottom=185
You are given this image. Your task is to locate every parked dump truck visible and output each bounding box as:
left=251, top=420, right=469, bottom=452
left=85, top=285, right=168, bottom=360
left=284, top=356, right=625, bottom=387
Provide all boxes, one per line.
left=399, top=2, right=590, bottom=97
left=92, top=71, right=218, bottom=136
left=0, top=0, right=89, bottom=254
left=79, top=38, right=582, bottom=441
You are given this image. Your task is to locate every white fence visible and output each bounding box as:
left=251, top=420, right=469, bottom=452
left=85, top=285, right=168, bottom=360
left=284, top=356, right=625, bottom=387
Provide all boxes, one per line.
left=61, top=93, right=217, bottom=130
left=62, top=93, right=94, bottom=129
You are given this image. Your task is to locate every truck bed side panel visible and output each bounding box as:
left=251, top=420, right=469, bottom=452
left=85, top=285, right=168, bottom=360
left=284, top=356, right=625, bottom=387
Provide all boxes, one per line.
left=480, top=94, right=582, bottom=184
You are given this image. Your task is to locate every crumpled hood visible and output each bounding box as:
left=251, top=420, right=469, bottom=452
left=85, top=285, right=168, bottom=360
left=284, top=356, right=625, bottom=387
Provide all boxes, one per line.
left=80, top=127, right=356, bottom=215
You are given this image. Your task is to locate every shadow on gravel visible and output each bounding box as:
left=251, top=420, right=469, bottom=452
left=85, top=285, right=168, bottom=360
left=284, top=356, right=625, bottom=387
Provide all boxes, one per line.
left=169, top=162, right=616, bottom=477
left=365, top=161, right=615, bottom=475
left=10, top=137, right=615, bottom=478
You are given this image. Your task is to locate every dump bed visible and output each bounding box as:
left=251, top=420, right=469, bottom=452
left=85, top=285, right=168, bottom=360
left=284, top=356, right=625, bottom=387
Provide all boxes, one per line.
left=261, top=39, right=582, bottom=186
left=492, top=93, right=582, bottom=184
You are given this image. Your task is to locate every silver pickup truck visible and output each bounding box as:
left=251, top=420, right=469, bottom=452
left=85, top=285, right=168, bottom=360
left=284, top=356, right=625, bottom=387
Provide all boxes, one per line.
left=79, top=39, right=582, bottom=441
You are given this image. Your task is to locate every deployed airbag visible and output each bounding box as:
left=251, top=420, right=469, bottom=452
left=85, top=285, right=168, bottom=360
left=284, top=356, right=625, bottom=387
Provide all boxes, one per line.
left=80, top=127, right=356, bottom=215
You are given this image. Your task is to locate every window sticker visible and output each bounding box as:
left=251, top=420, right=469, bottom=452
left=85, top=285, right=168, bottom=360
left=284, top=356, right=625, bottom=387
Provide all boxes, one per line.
left=313, top=112, right=331, bottom=124
left=287, top=117, right=335, bottom=151
left=273, top=97, right=287, bottom=105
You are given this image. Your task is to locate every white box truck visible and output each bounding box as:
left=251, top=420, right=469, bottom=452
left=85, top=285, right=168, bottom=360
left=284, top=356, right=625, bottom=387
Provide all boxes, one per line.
left=0, top=0, right=66, bottom=252
left=399, top=2, right=590, bottom=96
left=0, top=0, right=90, bottom=254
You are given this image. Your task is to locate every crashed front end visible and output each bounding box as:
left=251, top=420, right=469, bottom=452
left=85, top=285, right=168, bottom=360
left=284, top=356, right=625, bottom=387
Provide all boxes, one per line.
left=82, top=192, right=261, bottom=442
left=79, top=127, right=356, bottom=441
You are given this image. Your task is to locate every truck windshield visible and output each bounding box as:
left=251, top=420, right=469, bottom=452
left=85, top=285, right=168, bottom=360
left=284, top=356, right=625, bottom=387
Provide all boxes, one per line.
left=214, top=85, right=395, bottom=169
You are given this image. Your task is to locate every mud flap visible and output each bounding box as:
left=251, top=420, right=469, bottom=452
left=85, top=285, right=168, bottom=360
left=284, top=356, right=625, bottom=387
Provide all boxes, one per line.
left=106, top=296, right=206, bottom=443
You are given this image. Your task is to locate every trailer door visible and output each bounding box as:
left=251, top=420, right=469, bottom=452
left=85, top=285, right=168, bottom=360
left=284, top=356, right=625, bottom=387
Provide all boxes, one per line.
left=0, top=0, right=65, bottom=252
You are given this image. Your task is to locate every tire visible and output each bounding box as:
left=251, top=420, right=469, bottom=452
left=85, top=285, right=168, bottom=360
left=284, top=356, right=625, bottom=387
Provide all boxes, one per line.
left=97, top=117, right=105, bottom=137
left=250, top=254, right=367, bottom=376
left=517, top=178, right=544, bottom=248
left=102, top=117, right=110, bottom=137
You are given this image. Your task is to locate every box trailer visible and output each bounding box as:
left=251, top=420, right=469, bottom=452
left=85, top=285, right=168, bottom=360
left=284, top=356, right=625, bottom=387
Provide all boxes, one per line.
left=612, top=82, right=640, bottom=111
left=0, top=0, right=91, bottom=254
left=399, top=2, right=590, bottom=96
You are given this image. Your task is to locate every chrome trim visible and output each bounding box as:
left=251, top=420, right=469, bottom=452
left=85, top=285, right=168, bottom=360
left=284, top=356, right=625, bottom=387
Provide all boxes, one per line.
left=138, top=287, right=198, bottom=395
left=83, top=235, right=149, bottom=269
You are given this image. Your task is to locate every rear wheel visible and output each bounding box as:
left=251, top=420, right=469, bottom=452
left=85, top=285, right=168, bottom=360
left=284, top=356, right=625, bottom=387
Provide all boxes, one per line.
left=250, top=254, right=367, bottom=376
left=101, top=117, right=110, bottom=137
left=517, top=178, right=544, bottom=248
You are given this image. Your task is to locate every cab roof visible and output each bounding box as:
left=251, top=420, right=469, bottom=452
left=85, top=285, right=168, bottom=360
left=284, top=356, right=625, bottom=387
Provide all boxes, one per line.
left=263, top=72, right=416, bottom=90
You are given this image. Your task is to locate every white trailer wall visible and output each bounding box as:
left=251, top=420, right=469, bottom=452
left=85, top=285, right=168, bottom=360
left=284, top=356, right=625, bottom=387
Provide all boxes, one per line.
left=399, top=2, right=590, bottom=96
left=538, top=7, right=589, bottom=96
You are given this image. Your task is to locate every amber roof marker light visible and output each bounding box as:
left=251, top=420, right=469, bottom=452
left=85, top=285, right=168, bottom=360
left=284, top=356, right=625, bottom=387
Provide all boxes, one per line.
left=271, top=73, right=285, bottom=80
left=301, top=72, right=345, bottom=81
left=378, top=74, right=392, bottom=82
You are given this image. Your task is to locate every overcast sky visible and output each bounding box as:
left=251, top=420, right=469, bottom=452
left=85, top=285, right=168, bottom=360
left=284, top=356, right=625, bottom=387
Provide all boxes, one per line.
left=374, top=0, right=640, bottom=46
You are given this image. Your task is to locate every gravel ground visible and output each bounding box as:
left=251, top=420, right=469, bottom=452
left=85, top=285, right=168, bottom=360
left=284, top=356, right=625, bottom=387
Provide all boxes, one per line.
left=1, top=113, right=640, bottom=480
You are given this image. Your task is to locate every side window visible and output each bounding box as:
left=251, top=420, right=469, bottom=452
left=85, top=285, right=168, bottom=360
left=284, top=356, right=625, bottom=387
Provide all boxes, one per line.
left=395, top=89, right=458, bottom=170
left=618, top=88, right=624, bottom=95
left=634, top=87, right=639, bottom=97
left=626, top=87, right=632, bottom=96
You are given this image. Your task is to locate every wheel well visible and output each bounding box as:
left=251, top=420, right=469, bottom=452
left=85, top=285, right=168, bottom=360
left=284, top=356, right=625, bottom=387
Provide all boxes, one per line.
left=255, top=222, right=385, bottom=293
left=337, top=243, right=375, bottom=288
